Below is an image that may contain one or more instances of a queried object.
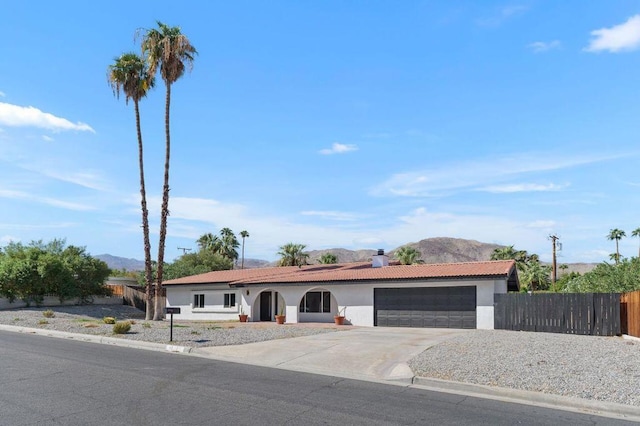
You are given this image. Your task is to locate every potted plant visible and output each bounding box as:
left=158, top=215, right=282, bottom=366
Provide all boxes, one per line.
left=275, top=303, right=285, bottom=324
left=238, top=305, right=248, bottom=323
left=334, top=306, right=346, bottom=325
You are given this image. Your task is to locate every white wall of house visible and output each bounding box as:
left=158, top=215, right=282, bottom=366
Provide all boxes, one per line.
left=165, top=277, right=509, bottom=329
left=165, top=284, right=245, bottom=321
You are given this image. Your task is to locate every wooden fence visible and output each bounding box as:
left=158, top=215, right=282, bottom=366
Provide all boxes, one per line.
left=104, top=284, right=166, bottom=316
left=621, top=290, right=640, bottom=338
left=494, top=293, right=620, bottom=336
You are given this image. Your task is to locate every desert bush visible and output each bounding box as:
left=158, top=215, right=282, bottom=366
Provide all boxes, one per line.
left=42, top=310, right=55, bottom=318
left=112, top=321, right=131, bottom=334
left=38, top=319, right=48, bottom=325
left=142, top=322, right=151, bottom=328
left=103, top=316, right=116, bottom=324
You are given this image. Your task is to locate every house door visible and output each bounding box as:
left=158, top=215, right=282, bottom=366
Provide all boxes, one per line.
left=260, top=292, right=272, bottom=321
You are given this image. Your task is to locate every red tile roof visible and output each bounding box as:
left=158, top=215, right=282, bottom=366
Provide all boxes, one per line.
left=163, top=260, right=517, bottom=286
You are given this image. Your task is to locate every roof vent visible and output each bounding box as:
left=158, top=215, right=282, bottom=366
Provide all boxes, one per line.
left=372, top=249, right=389, bottom=268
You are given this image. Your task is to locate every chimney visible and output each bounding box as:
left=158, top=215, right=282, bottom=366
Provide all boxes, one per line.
left=372, top=249, right=389, bottom=268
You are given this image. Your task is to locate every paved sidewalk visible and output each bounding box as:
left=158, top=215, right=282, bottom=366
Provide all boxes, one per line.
left=193, top=327, right=468, bottom=382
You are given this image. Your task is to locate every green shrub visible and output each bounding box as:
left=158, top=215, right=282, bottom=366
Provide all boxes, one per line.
left=142, top=322, right=151, bottom=328
left=42, top=310, right=55, bottom=318
left=38, top=319, right=48, bottom=325
left=112, top=321, right=131, bottom=334
left=103, top=316, right=116, bottom=324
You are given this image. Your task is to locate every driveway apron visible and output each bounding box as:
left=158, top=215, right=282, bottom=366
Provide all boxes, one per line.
left=194, top=327, right=469, bottom=382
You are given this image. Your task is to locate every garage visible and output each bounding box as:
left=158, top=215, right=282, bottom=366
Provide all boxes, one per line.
left=374, top=286, right=476, bottom=329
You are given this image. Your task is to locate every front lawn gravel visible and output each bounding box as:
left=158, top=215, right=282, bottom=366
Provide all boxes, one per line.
left=0, top=304, right=343, bottom=347
left=408, top=330, right=640, bottom=406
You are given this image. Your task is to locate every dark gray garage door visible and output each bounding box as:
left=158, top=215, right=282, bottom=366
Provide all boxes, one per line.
left=374, top=286, right=476, bottom=329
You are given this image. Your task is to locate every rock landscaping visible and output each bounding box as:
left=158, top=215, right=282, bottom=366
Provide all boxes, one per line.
left=0, top=304, right=343, bottom=347
left=408, top=329, right=640, bottom=407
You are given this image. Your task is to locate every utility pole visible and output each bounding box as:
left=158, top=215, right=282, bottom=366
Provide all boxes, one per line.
left=549, top=234, right=559, bottom=287
left=177, top=247, right=192, bottom=255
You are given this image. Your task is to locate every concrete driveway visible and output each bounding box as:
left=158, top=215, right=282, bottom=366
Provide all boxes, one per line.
left=194, top=327, right=469, bottom=382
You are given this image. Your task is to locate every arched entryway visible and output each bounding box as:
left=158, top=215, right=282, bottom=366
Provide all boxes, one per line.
left=253, top=290, right=285, bottom=321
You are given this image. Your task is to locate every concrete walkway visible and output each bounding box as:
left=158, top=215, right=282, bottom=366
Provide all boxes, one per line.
left=193, top=327, right=469, bottom=382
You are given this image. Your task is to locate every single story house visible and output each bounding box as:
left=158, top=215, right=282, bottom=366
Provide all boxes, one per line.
left=163, top=252, right=518, bottom=329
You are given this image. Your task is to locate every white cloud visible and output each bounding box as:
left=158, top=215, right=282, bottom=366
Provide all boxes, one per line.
left=26, top=167, right=110, bottom=192
left=0, top=189, right=96, bottom=211
left=0, top=91, right=5, bottom=97
left=319, top=143, right=358, bottom=155
left=42, top=135, right=54, bottom=142
left=479, top=183, right=567, bottom=193
left=0, top=102, right=95, bottom=132
left=585, top=15, right=640, bottom=53
left=370, top=152, right=623, bottom=197
left=528, top=40, right=561, bottom=53
left=477, top=4, right=528, bottom=27
left=300, top=210, right=359, bottom=221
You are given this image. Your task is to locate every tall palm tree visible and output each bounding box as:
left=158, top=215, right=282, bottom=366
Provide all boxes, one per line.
left=632, top=227, right=640, bottom=258
left=394, top=246, right=421, bottom=265
left=277, top=243, right=309, bottom=267
left=219, top=228, right=239, bottom=264
left=107, top=52, right=155, bottom=320
left=490, top=245, right=529, bottom=271
left=141, top=22, right=197, bottom=320
left=197, top=233, right=220, bottom=252
left=607, top=228, right=626, bottom=265
left=240, top=230, right=249, bottom=269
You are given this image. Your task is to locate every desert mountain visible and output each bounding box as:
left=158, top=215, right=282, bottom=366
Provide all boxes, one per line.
left=96, top=254, right=145, bottom=271
left=99, top=238, right=596, bottom=273
left=306, top=237, right=502, bottom=265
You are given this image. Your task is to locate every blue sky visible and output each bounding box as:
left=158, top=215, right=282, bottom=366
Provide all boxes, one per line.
left=1, top=1, right=640, bottom=264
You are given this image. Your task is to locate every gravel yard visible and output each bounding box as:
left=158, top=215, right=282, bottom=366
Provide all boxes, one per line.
left=408, top=330, right=640, bottom=406
left=0, top=304, right=344, bottom=347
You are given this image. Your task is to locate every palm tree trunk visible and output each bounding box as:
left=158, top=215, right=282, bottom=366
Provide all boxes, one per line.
left=616, top=239, right=620, bottom=264
left=154, top=83, right=171, bottom=321
left=135, top=101, right=154, bottom=321
left=241, top=237, right=245, bottom=269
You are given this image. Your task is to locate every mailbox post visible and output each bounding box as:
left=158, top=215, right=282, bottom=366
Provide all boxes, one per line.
left=165, top=307, right=181, bottom=342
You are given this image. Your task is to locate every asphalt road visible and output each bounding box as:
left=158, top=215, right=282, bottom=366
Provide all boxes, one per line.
left=0, top=331, right=634, bottom=426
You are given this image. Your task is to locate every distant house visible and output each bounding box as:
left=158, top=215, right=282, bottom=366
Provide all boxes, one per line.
left=163, top=251, right=518, bottom=330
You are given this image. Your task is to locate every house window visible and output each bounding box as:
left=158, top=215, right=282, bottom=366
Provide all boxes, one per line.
left=224, top=293, right=236, bottom=308
left=299, top=291, right=331, bottom=313
left=193, top=294, right=205, bottom=308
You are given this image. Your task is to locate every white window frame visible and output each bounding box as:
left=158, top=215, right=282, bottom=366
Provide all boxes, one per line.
left=224, top=292, right=236, bottom=308
left=299, top=291, right=331, bottom=313
left=193, top=293, right=205, bottom=309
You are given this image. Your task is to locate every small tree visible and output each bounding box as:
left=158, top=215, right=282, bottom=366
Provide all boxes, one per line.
left=318, top=253, right=338, bottom=264
left=277, top=243, right=309, bottom=267
left=394, top=246, right=421, bottom=265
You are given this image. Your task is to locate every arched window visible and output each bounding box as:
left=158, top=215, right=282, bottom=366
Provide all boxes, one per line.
left=299, top=291, right=331, bottom=313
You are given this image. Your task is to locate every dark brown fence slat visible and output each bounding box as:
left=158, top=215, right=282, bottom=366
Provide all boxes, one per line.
left=494, top=293, right=621, bottom=336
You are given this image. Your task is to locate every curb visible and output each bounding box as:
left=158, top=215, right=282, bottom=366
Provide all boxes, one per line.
left=0, top=324, right=191, bottom=354
left=410, top=376, right=640, bottom=422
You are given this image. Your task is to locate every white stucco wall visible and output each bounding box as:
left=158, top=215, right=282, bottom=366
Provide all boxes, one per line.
left=165, top=277, right=510, bottom=329
left=165, top=284, right=244, bottom=321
